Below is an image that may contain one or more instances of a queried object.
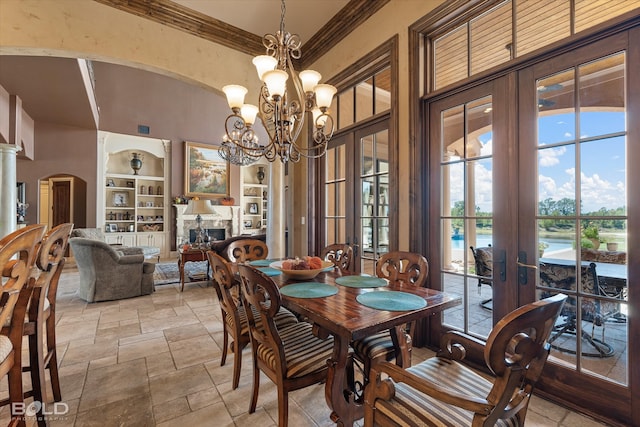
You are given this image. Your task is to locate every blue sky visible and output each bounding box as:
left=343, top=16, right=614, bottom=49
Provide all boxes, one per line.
left=538, top=111, right=626, bottom=213
left=446, top=111, right=626, bottom=215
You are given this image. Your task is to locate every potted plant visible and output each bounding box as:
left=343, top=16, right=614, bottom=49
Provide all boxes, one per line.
left=606, top=241, right=619, bottom=251
left=538, top=242, right=549, bottom=258
left=582, top=224, right=600, bottom=250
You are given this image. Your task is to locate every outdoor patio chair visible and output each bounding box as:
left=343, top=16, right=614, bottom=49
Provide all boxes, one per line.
left=539, top=261, right=617, bottom=357
left=471, top=245, right=493, bottom=310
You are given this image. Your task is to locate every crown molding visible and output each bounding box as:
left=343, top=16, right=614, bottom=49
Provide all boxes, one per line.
left=94, top=0, right=390, bottom=68
left=299, top=0, right=390, bottom=69
left=93, top=0, right=265, bottom=56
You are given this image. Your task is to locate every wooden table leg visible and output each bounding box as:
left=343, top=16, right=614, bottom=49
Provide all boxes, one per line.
left=179, top=258, right=185, bottom=292
left=324, top=333, right=361, bottom=427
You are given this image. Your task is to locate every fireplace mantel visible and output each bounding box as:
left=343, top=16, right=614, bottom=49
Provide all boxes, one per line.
left=174, top=204, right=241, bottom=247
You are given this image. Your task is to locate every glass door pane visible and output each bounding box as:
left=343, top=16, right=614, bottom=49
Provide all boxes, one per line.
left=359, top=128, right=389, bottom=275
left=324, top=142, right=348, bottom=246
left=439, top=95, right=494, bottom=338
left=534, top=52, right=628, bottom=383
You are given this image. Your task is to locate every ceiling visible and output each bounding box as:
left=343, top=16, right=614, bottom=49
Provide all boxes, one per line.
left=0, top=0, right=362, bottom=133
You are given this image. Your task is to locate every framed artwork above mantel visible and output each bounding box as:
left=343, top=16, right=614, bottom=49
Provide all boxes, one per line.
left=184, top=141, right=229, bottom=198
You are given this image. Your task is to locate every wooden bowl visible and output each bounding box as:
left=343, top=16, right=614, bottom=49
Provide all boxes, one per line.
left=270, top=260, right=334, bottom=280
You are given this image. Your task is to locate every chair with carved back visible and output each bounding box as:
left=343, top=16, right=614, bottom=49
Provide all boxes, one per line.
left=24, top=223, right=73, bottom=425
left=351, top=251, right=429, bottom=386
left=206, top=251, right=297, bottom=390
left=226, top=239, right=268, bottom=263
left=0, top=224, right=47, bottom=427
left=364, top=293, right=567, bottom=427
left=320, top=243, right=353, bottom=274
left=237, top=264, right=334, bottom=427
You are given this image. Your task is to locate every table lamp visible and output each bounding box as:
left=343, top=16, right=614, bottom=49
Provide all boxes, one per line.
left=184, top=198, right=218, bottom=248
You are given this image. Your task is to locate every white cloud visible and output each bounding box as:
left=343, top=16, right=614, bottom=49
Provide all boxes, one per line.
left=538, top=167, right=626, bottom=212
left=539, top=146, right=566, bottom=167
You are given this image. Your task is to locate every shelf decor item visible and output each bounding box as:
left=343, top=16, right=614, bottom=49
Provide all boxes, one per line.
left=130, top=152, right=143, bottom=175
left=257, top=166, right=265, bottom=184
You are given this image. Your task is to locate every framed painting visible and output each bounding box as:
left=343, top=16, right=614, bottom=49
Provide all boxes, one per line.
left=184, top=141, right=229, bottom=197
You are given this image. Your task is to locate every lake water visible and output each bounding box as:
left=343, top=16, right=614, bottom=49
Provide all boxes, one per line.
left=452, top=235, right=573, bottom=253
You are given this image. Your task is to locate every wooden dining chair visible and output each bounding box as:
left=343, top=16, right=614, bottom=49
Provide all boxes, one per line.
left=0, top=224, right=47, bottom=427
left=351, top=251, right=429, bottom=385
left=237, top=264, right=334, bottom=427
left=226, top=238, right=268, bottom=263
left=320, top=243, right=353, bottom=273
left=207, top=251, right=297, bottom=389
left=364, top=293, right=567, bottom=427
left=22, top=223, right=73, bottom=425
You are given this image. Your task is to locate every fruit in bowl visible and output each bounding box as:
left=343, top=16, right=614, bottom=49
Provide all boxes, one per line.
left=271, top=257, right=333, bottom=280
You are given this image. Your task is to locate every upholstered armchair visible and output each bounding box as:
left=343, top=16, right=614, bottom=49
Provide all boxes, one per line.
left=69, top=238, right=155, bottom=302
left=70, top=228, right=160, bottom=260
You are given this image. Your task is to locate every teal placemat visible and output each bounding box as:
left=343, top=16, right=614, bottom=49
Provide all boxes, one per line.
left=356, top=291, right=426, bottom=311
left=249, top=259, right=274, bottom=267
left=257, top=267, right=282, bottom=276
left=335, top=276, right=387, bottom=288
left=280, top=282, right=338, bottom=298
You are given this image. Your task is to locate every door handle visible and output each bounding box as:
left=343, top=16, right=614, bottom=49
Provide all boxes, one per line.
left=494, top=249, right=506, bottom=281
left=517, top=251, right=537, bottom=284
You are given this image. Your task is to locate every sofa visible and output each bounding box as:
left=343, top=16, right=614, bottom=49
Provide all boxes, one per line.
left=69, top=237, right=155, bottom=302
left=70, top=228, right=161, bottom=260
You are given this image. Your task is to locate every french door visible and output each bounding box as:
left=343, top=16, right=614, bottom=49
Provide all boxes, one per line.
left=322, top=118, right=390, bottom=274
left=427, top=30, right=637, bottom=424
left=517, top=31, right=636, bottom=424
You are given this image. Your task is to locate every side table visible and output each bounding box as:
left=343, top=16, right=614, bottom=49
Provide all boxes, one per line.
left=178, top=248, right=210, bottom=292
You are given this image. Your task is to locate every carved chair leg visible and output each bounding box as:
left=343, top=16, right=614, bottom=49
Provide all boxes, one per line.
left=232, top=338, right=242, bottom=390
left=221, top=325, right=229, bottom=366
left=249, top=355, right=260, bottom=413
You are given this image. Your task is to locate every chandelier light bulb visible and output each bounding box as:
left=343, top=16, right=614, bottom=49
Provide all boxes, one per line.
left=314, top=84, right=337, bottom=109
left=299, top=70, right=322, bottom=93
left=263, top=69, right=288, bottom=98
left=312, top=108, right=328, bottom=127
left=222, top=85, right=248, bottom=110
left=241, top=104, right=259, bottom=125
left=253, top=55, right=278, bottom=80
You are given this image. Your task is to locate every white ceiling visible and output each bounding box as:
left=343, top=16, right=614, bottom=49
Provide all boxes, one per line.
left=173, top=0, right=349, bottom=42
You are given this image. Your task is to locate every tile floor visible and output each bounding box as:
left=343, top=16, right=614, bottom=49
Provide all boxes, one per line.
left=0, top=263, right=611, bottom=426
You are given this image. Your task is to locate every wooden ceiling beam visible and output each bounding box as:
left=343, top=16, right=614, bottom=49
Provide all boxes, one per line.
left=94, top=0, right=390, bottom=69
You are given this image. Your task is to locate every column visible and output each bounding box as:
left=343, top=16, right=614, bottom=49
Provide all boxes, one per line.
left=267, top=161, right=285, bottom=258
left=0, top=144, right=21, bottom=238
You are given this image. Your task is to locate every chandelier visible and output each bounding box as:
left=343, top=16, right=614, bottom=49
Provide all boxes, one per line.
left=221, top=0, right=337, bottom=164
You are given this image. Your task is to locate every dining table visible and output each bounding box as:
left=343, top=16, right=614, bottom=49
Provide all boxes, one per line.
left=260, top=263, right=462, bottom=427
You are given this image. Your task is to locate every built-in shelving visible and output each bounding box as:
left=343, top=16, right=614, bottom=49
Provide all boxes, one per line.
left=241, top=163, right=268, bottom=234
left=98, top=132, right=171, bottom=256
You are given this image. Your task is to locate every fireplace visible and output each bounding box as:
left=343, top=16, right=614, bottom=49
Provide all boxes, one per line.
left=189, top=228, right=226, bottom=243
left=174, top=204, right=241, bottom=249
